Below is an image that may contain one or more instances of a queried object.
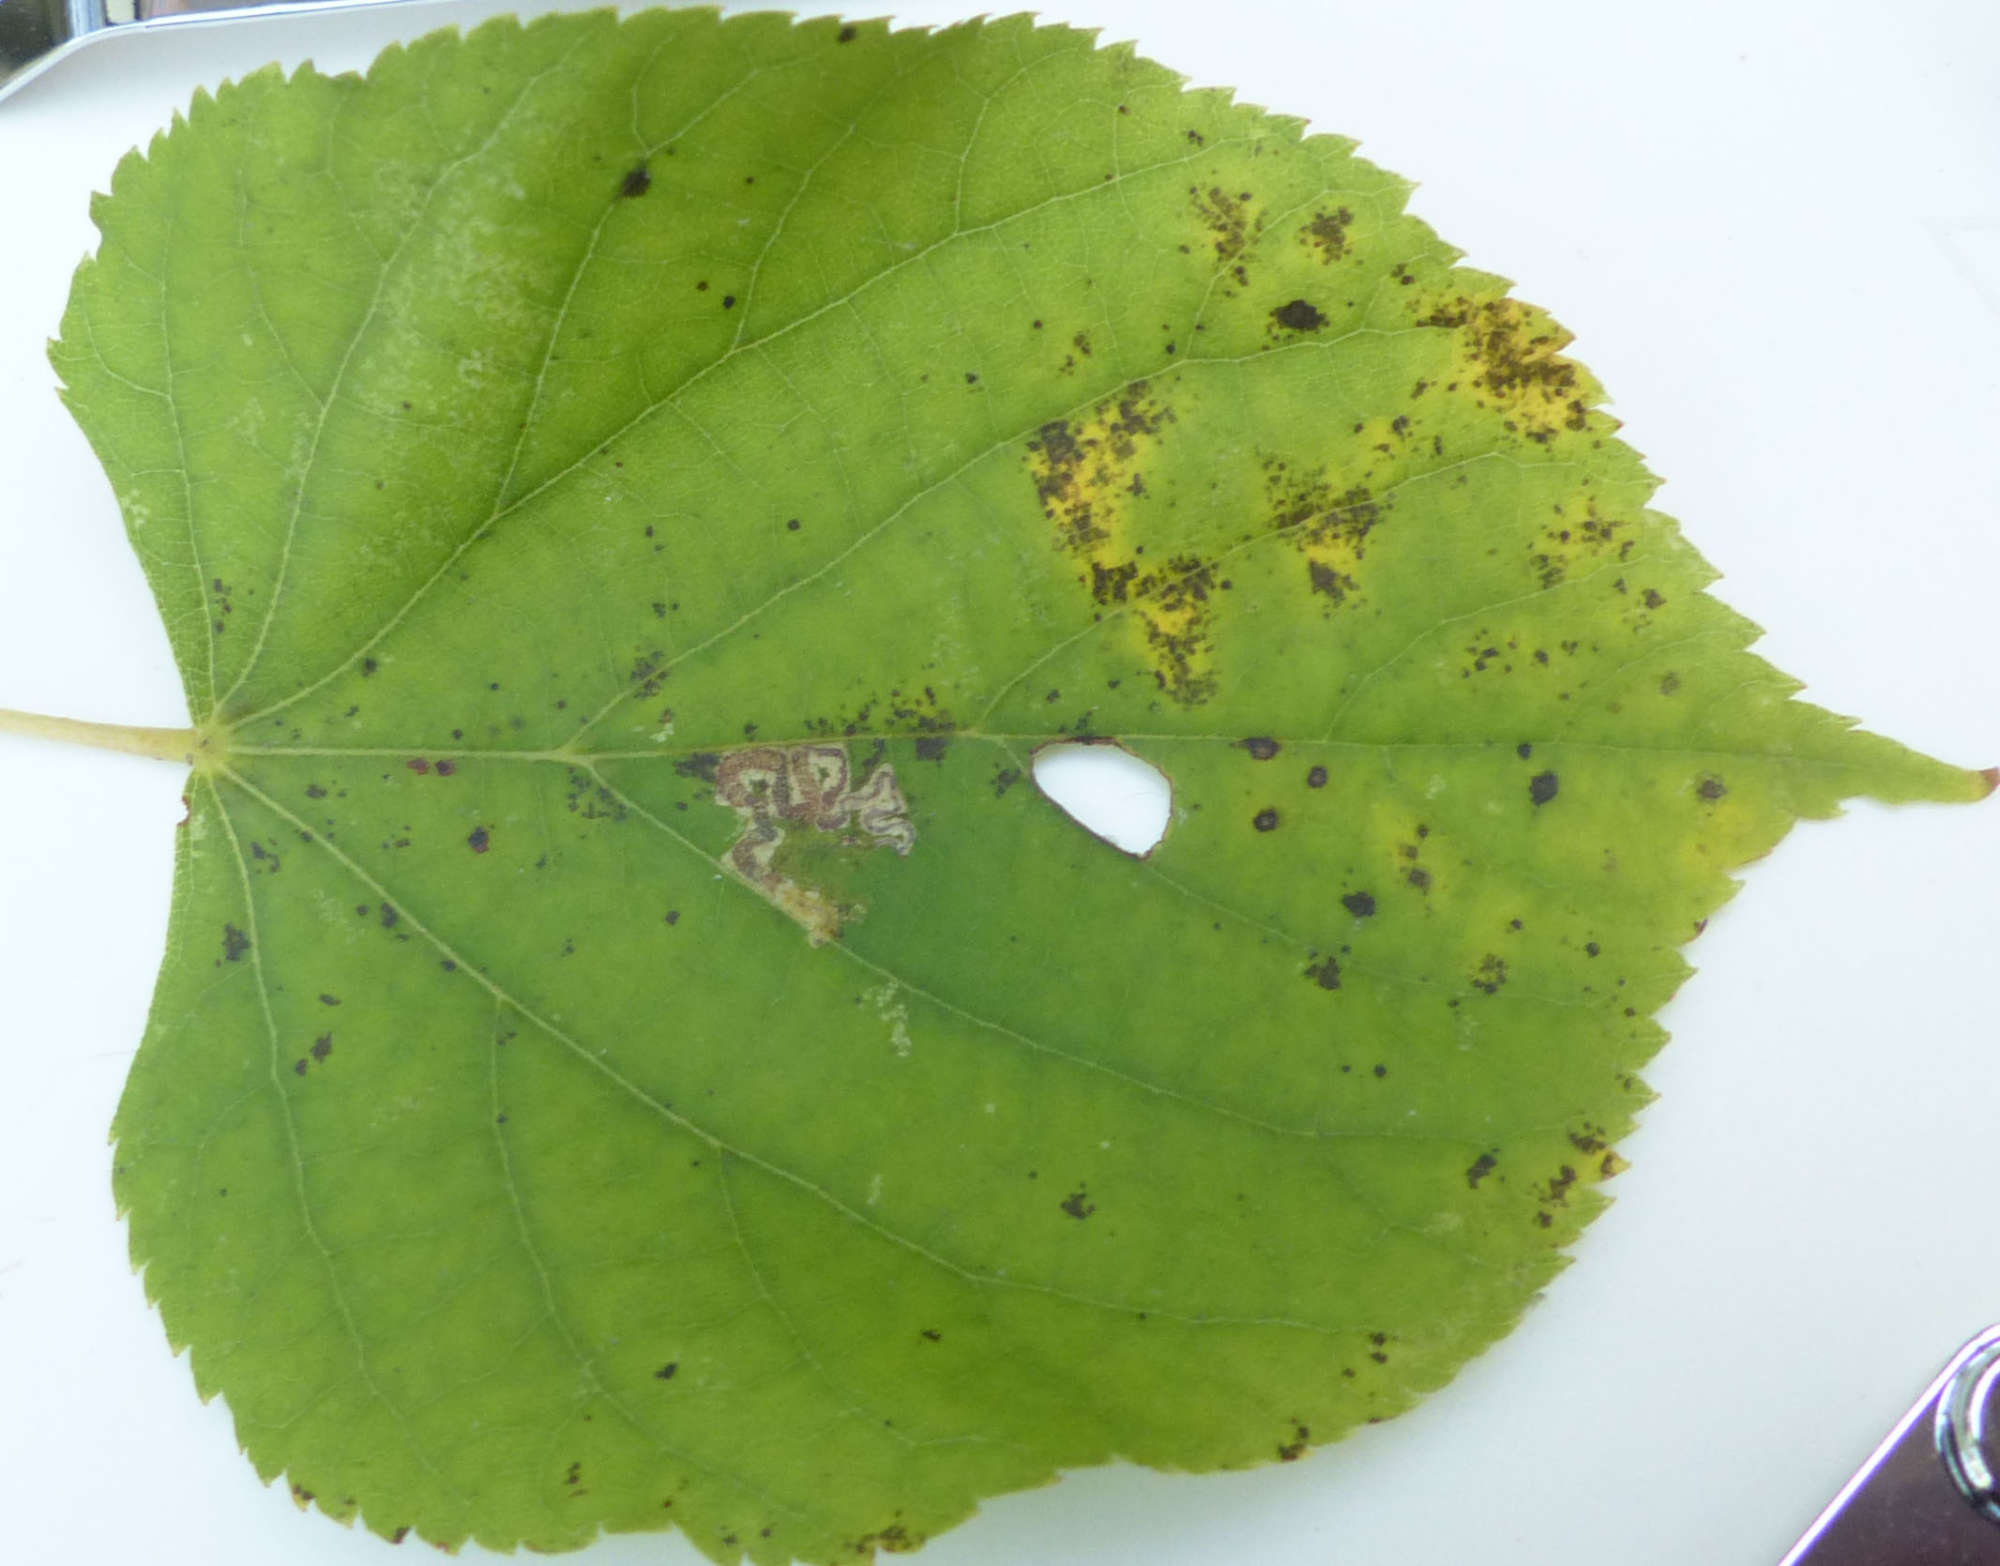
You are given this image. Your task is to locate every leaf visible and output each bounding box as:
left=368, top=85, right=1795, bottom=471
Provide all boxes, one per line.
left=34, top=8, right=1987, bottom=1563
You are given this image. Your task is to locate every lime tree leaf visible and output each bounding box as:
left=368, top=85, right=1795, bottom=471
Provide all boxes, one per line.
left=42, top=8, right=1987, bottom=1562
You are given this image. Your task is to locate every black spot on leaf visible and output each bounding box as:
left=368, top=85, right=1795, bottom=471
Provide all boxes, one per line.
left=1271, top=299, right=1326, bottom=332
left=1529, top=771, right=1559, bottom=806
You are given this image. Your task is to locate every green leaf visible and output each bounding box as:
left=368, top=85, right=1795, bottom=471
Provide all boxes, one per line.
left=38, top=9, right=1986, bottom=1562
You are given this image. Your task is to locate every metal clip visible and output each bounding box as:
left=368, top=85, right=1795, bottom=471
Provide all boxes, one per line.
left=1782, top=1324, right=2000, bottom=1564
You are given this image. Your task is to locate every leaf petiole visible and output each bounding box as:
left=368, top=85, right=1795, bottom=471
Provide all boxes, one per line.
left=0, top=707, right=203, bottom=766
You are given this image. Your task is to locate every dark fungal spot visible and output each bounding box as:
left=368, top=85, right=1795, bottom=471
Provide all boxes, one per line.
left=620, top=165, right=651, bottom=198
left=1585, top=941, right=1600, bottom=958
left=836, top=22, right=857, bottom=40
left=1252, top=807, right=1280, bottom=832
left=1060, top=1186, right=1095, bottom=1220
left=786, top=517, right=801, bottom=531
left=1471, top=954, right=1508, bottom=995
left=1305, top=206, right=1352, bottom=261
left=674, top=752, right=721, bottom=783
left=1341, top=890, right=1376, bottom=918
left=311, top=1033, right=332, bottom=1062
left=1529, top=770, right=1560, bottom=806
left=292, top=1059, right=308, bottom=1077
left=1372, top=1063, right=1388, bottom=1079
left=222, top=924, right=249, bottom=962
left=1697, top=775, right=1728, bottom=801
left=1277, top=1422, right=1311, bottom=1462
left=919, top=1328, right=942, bottom=1343
left=665, top=910, right=680, bottom=926
left=1237, top=736, right=1280, bottom=760
left=1271, top=298, right=1327, bottom=333
left=1407, top=866, right=1431, bottom=892
left=1305, top=957, right=1341, bottom=991
left=721, top=294, right=736, bottom=309
left=1516, top=742, right=1533, bottom=760
left=319, top=993, right=341, bottom=1006
left=467, top=826, right=491, bottom=853
left=914, top=735, right=949, bottom=762
left=654, top=1362, right=678, bottom=1380
left=992, top=767, right=1021, bottom=797
left=434, top=758, right=456, bottom=776
left=1466, top=1152, right=1497, bottom=1189
left=1307, top=765, right=1329, bottom=789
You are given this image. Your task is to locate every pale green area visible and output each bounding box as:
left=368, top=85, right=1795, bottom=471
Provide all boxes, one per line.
left=50, top=9, right=1987, bottom=1563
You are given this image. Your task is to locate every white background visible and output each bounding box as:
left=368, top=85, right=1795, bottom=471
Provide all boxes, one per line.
left=2, top=3, right=1997, bottom=1563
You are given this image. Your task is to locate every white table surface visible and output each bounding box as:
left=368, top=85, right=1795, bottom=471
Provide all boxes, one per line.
left=2, top=3, right=1996, bottom=1563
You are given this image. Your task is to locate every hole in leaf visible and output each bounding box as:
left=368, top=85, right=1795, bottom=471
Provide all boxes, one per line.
left=1032, top=742, right=1172, bottom=857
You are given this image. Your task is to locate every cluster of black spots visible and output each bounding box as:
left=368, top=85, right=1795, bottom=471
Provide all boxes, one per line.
left=1277, top=1422, right=1311, bottom=1462
left=1341, top=891, right=1376, bottom=918
left=1471, top=954, right=1508, bottom=995
left=1466, top=1151, right=1498, bottom=1189
left=1190, top=185, right=1256, bottom=265
left=1271, top=298, right=1327, bottom=333
left=1304, top=206, right=1353, bottom=261
left=1304, top=957, right=1341, bottom=991
left=1529, top=770, right=1559, bottom=806
left=1060, top=1185, right=1095, bottom=1220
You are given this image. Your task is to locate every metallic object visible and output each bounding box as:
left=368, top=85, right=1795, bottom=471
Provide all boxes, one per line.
left=0, top=0, right=414, bottom=104
left=1782, top=1324, right=2000, bottom=1564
